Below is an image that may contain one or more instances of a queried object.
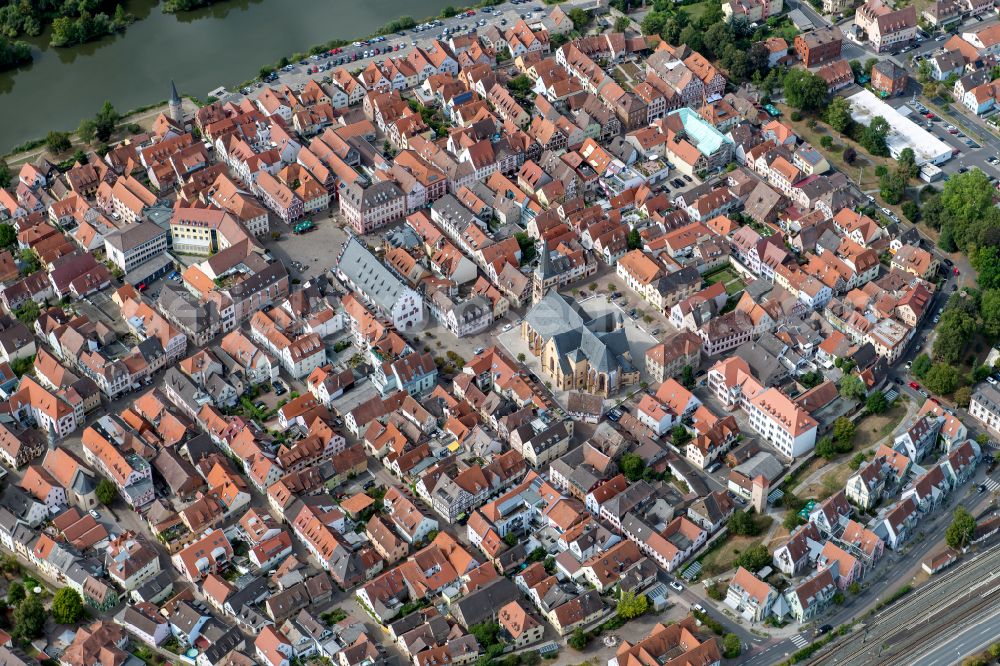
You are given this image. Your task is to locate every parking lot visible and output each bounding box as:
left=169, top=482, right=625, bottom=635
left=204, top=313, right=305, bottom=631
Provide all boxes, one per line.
left=264, top=209, right=351, bottom=282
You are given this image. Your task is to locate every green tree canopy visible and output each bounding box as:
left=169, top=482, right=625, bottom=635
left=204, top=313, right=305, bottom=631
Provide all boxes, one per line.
left=735, top=543, right=770, bottom=572
left=6, top=582, right=24, bottom=605
left=723, top=634, right=741, bottom=658
left=12, top=593, right=44, bottom=641
left=617, top=590, right=649, bottom=620
left=945, top=506, right=976, bottom=549
left=832, top=417, right=855, bottom=445
left=825, top=96, right=853, bottom=133
left=727, top=509, right=760, bottom=536
left=866, top=391, right=888, bottom=415
left=51, top=588, right=83, bottom=624
left=619, top=453, right=646, bottom=482
left=911, top=353, right=932, bottom=378
left=923, top=363, right=961, bottom=396
left=783, top=69, right=828, bottom=111
left=96, top=478, right=117, bottom=505
left=838, top=374, right=867, bottom=401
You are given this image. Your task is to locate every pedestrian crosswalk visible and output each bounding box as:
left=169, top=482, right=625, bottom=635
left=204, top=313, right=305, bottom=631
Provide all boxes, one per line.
left=984, top=478, right=1000, bottom=492
left=789, top=634, right=810, bottom=649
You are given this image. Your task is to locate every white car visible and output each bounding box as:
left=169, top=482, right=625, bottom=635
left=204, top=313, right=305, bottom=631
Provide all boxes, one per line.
left=501, top=323, right=513, bottom=332
left=989, top=377, right=998, bottom=385
left=669, top=581, right=684, bottom=592
left=89, top=510, right=100, bottom=520
left=692, top=603, right=706, bottom=614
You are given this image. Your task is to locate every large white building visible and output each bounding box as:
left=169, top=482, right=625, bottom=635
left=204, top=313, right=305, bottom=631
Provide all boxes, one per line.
left=846, top=90, right=952, bottom=165
left=337, top=237, right=424, bottom=331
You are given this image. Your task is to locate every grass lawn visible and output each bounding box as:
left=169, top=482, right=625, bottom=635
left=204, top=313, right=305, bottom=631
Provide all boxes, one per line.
left=701, top=535, right=763, bottom=576
left=775, top=103, right=895, bottom=193
left=704, top=266, right=745, bottom=295
left=855, top=401, right=909, bottom=451
left=680, top=0, right=714, bottom=21
left=800, top=461, right=857, bottom=501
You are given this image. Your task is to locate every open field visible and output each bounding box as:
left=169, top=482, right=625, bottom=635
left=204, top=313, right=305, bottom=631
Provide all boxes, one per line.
left=776, top=102, right=895, bottom=193
left=700, top=534, right=763, bottom=576
left=679, top=0, right=714, bottom=21
left=855, top=401, right=909, bottom=451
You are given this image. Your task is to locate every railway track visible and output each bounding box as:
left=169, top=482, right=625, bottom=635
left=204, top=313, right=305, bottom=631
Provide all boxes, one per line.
left=808, top=545, right=1000, bottom=665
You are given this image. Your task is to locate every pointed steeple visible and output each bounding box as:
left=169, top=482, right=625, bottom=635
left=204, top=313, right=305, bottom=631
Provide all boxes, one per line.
left=536, top=238, right=552, bottom=280
left=47, top=420, right=57, bottom=451
left=170, top=80, right=181, bottom=105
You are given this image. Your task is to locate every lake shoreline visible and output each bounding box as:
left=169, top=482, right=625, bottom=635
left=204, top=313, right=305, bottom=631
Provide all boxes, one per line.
left=0, top=0, right=455, bottom=152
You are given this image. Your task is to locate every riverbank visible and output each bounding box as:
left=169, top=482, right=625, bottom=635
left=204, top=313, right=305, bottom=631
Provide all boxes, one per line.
left=0, top=0, right=458, bottom=151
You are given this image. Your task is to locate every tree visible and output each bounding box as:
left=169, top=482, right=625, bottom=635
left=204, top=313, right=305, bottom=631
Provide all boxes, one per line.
left=568, top=628, right=589, bottom=650
left=839, top=374, right=867, bottom=401
left=567, top=8, right=590, bottom=29
left=620, top=453, right=645, bottom=482
left=860, top=116, right=890, bottom=156
left=13, top=299, right=39, bottom=326
left=832, top=417, right=855, bottom=445
left=735, top=543, right=770, bottom=572
left=516, top=352, right=526, bottom=363
left=46, top=131, right=72, bottom=154
left=514, top=232, right=536, bottom=263
left=0, top=224, right=16, bottom=251
left=982, top=289, right=1000, bottom=339
left=820, top=135, right=833, bottom=149
left=911, top=353, right=932, bottom=378
left=617, top=590, right=649, bottom=620
left=680, top=365, right=695, bottom=389
left=723, top=634, right=742, bottom=659
left=627, top=228, right=642, bottom=250
left=11, top=594, right=44, bottom=641
left=973, top=246, right=1000, bottom=291
left=441, top=6, right=457, bottom=17
left=6, top=582, right=24, bottom=605
left=799, top=370, right=824, bottom=389
left=728, top=509, right=760, bottom=536
left=843, top=146, right=857, bottom=164
left=897, top=148, right=917, bottom=180
left=923, top=363, right=961, bottom=396
left=672, top=425, right=691, bottom=446
left=955, top=386, right=972, bottom=407
left=901, top=199, right=920, bottom=222
left=96, top=478, right=117, bottom=505
left=783, top=69, right=828, bottom=111
left=469, top=621, right=500, bottom=648
left=52, top=588, right=83, bottom=624
left=879, top=170, right=906, bottom=205
left=945, top=506, right=976, bottom=549
left=816, top=436, right=838, bottom=459
left=866, top=391, right=888, bottom=415
left=0, top=159, right=10, bottom=189
left=825, top=96, right=853, bottom=134
left=614, top=15, right=630, bottom=32
left=783, top=510, right=804, bottom=531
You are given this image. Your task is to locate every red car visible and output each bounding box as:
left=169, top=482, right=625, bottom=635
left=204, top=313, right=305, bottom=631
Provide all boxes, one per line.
left=930, top=397, right=941, bottom=405
left=909, top=381, right=920, bottom=390
left=954, top=267, right=960, bottom=275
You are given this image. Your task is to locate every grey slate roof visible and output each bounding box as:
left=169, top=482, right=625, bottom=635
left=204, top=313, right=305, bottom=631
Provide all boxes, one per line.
left=524, top=290, right=633, bottom=375
left=337, top=236, right=413, bottom=315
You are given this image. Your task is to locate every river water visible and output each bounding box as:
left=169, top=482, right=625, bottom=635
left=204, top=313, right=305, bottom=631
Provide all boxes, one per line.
left=0, top=0, right=450, bottom=152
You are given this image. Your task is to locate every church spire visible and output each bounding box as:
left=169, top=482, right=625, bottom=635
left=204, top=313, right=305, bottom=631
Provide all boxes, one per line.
left=170, top=80, right=181, bottom=105
left=47, top=420, right=57, bottom=450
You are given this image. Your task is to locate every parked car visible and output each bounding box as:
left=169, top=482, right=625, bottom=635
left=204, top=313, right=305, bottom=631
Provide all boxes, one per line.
left=909, top=381, right=920, bottom=390
left=692, top=604, right=706, bottom=614
left=669, top=581, right=684, bottom=592
left=90, top=510, right=100, bottom=520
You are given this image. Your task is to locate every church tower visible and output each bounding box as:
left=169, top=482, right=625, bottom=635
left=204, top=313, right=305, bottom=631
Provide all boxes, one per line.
left=47, top=420, right=58, bottom=451
left=532, top=239, right=553, bottom=304
left=168, top=80, right=184, bottom=125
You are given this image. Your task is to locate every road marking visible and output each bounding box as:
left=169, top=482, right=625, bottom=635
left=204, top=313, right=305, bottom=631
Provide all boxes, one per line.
left=984, top=478, right=1000, bottom=492
left=789, top=634, right=809, bottom=648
